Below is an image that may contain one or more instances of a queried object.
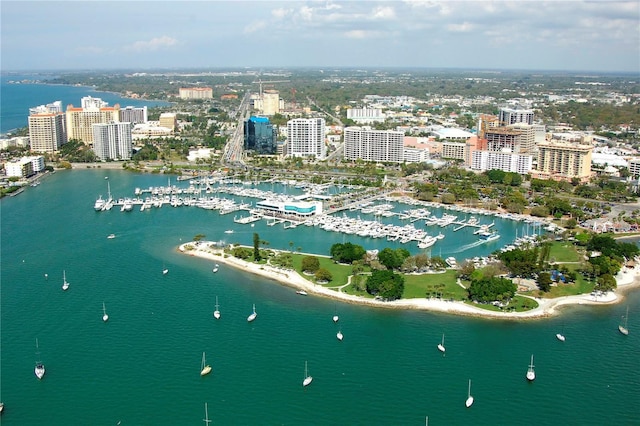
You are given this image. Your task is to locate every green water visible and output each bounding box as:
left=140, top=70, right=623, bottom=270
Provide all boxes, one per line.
left=1, top=170, right=638, bottom=425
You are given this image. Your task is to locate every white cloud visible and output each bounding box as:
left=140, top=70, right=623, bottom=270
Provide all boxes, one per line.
left=272, top=8, right=293, bottom=19
left=124, top=36, right=177, bottom=52
left=244, top=21, right=267, bottom=35
left=344, top=30, right=382, bottom=39
left=447, top=22, right=474, bottom=33
left=372, top=6, right=396, bottom=20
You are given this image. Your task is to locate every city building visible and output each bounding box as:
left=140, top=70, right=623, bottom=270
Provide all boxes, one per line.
left=179, top=87, right=213, bottom=100
left=343, top=127, right=404, bottom=163
left=253, top=90, right=281, bottom=116
left=5, top=156, right=44, bottom=178
left=92, top=122, right=133, bottom=161
left=628, top=158, right=640, bottom=179
left=441, top=141, right=467, bottom=161
left=244, top=116, right=278, bottom=155
left=346, top=108, right=385, bottom=124
left=533, top=141, right=593, bottom=182
left=66, top=100, right=120, bottom=144
left=28, top=112, right=67, bottom=153
left=471, top=151, right=533, bottom=175
left=485, top=124, right=536, bottom=154
left=287, top=118, right=326, bottom=159
left=120, top=106, right=148, bottom=124
left=255, top=198, right=323, bottom=219
left=499, top=106, right=534, bottom=126
left=158, top=113, right=178, bottom=132
left=29, top=101, right=63, bottom=115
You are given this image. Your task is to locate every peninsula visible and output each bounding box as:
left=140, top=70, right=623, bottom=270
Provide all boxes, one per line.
left=179, top=241, right=640, bottom=320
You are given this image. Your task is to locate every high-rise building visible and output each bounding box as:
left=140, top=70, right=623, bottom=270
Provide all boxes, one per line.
left=158, top=113, right=178, bottom=132
left=533, top=141, right=593, bottom=182
left=287, top=118, right=326, bottom=159
left=120, top=106, right=148, bottom=124
left=81, top=96, right=108, bottom=109
left=485, top=124, right=536, bottom=154
left=28, top=112, right=67, bottom=153
left=343, top=127, right=404, bottom=163
left=244, top=116, right=277, bottom=154
left=499, top=106, right=534, bottom=126
left=346, top=108, right=385, bottom=124
left=29, top=101, right=63, bottom=115
left=66, top=102, right=120, bottom=144
left=179, top=87, right=213, bottom=100
left=92, top=122, right=133, bottom=161
left=254, top=90, right=280, bottom=116
left=471, top=151, right=533, bottom=175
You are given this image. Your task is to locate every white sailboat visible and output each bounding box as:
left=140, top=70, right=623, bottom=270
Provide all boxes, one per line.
left=337, top=329, right=344, bottom=341
left=102, top=302, right=109, bottom=322
left=556, top=324, right=565, bottom=341
left=247, top=304, right=257, bottom=322
left=212, top=264, right=219, bottom=273
left=437, top=334, right=446, bottom=353
left=302, top=361, right=313, bottom=387
left=200, top=352, right=212, bottom=376
left=332, top=306, right=339, bottom=323
left=526, top=355, right=536, bottom=381
left=62, top=270, right=69, bottom=291
left=465, top=379, right=474, bottom=407
left=619, top=306, right=629, bottom=335
left=162, top=263, right=169, bottom=275
left=34, top=338, right=45, bottom=380
left=213, top=296, right=221, bottom=320
left=203, top=402, right=211, bottom=425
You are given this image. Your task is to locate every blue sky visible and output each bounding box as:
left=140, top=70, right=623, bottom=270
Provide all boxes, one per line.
left=2, top=1, right=639, bottom=73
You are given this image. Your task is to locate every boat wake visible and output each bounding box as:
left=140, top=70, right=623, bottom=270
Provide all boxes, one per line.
left=450, top=239, right=486, bottom=253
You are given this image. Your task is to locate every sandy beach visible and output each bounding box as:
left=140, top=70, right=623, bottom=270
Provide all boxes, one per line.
left=179, top=241, right=640, bottom=320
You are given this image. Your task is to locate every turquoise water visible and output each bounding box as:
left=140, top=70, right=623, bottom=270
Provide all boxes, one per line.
left=1, top=170, right=639, bottom=425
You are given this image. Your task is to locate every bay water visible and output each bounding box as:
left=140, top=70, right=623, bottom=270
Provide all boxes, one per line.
left=1, top=170, right=638, bottom=425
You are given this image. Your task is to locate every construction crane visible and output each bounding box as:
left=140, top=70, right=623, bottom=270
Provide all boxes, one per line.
left=251, top=79, right=290, bottom=96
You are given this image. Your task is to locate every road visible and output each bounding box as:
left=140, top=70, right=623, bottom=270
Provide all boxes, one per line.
left=222, top=91, right=251, bottom=167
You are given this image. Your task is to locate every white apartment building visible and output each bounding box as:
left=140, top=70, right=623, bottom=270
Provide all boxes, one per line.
left=179, top=87, right=213, bottom=100
left=628, top=158, right=640, bottom=179
left=499, top=106, right=534, bottom=126
left=471, top=151, right=533, bottom=174
left=66, top=105, right=120, bottom=144
left=346, top=108, right=385, bottom=124
left=403, top=146, right=429, bottom=163
left=81, top=96, right=108, bottom=109
left=254, top=90, right=281, bottom=116
left=92, top=122, right=133, bottom=161
left=441, top=141, right=467, bottom=161
left=120, top=106, right=148, bottom=124
left=5, top=156, right=44, bottom=178
left=29, top=100, right=63, bottom=115
left=28, top=112, right=67, bottom=153
left=287, top=118, right=326, bottom=159
left=343, top=127, right=404, bottom=163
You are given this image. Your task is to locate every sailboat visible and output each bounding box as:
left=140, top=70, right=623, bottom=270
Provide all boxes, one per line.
left=332, top=305, right=339, bottom=323
left=437, top=334, right=446, bottom=353
left=203, top=402, right=211, bottom=425
left=62, top=270, right=69, bottom=291
left=34, top=338, right=45, bottom=380
left=162, top=263, right=169, bottom=275
left=200, top=352, right=212, bottom=376
left=302, top=361, right=313, bottom=387
left=212, top=264, right=219, bottom=273
left=526, top=355, right=536, bottom=381
left=556, top=324, right=566, bottom=342
left=619, top=306, right=629, bottom=335
left=247, top=304, right=257, bottom=322
left=465, top=379, right=474, bottom=407
left=337, top=329, right=344, bottom=341
left=213, top=296, right=221, bottom=320
left=102, top=302, right=109, bottom=322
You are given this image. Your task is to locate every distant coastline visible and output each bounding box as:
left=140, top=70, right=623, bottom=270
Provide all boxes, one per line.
left=179, top=241, right=640, bottom=320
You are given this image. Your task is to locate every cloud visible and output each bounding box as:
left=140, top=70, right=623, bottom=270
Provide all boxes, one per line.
left=244, top=21, right=267, bottom=35
left=447, top=22, right=474, bottom=33
left=124, top=36, right=178, bottom=52
left=271, top=8, right=293, bottom=19
left=344, top=30, right=382, bottom=39
left=372, top=6, right=395, bottom=20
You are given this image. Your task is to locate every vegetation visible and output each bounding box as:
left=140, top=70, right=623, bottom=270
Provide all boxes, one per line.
left=365, top=270, right=405, bottom=301
left=468, top=277, right=517, bottom=304
left=330, top=242, right=366, bottom=264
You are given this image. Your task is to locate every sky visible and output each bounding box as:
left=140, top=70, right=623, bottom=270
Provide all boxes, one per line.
left=1, top=1, right=639, bottom=73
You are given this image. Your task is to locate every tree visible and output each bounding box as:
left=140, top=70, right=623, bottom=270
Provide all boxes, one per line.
left=378, top=247, right=410, bottom=270
left=468, top=276, right=517, bottom=303
left=537, top=271, right=552, bottom=292
left=301, top=256, right=320, bottom=273
left=193, top=234, right=206, bottom=241
left=253, top=233, right=261, bottom=261
left=315, top=268, right=332, bottom=283
left=330, top=242, right=366, bottom=264
left=596, top=273, right=617, bottom=292
left=365, top=269, right=405, bottom=300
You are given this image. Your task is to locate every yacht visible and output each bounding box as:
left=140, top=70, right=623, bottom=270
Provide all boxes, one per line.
left=526, top=355, right=536, bottom=381
left=247, top=304, right=257, bottom=322
left=445, top=257, right=457, bottom=268
left=337, top=329, right=344, bottom=341
left=94, top=196, right=105, bottom=211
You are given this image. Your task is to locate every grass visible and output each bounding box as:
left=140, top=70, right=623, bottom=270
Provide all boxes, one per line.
left=290, top=253, right=354, bottom=287
left=465, top=296, right=539, bottom=312
left=402, top=270, right=467, bottom=300
left=548, top=241, right=583, bottom=263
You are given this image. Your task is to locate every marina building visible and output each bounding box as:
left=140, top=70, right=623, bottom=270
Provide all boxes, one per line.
left=179, top=87, right=213, bottom=100
left=92, top=122, right=133, bottom=161
left=255, top=198, right=323, bottom=219
left=532, top=141, right=593, bottom=183
left=287, top=118, right=326, bottom=159
left=120, top=106, right=148, bottom=124
left=343, top=127, right=404, bottom=163
left=244, top=116, right=278, bottom=154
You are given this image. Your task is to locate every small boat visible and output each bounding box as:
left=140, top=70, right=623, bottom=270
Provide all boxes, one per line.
left=102, top=302, right=109, bottom=322
left=333, top=306, right=339, bottom=323
left=162, top=263, right=169, bottom=275
left=104, top=176, right=109, bottom=180
left=212, top=264, right=219, bottom=273
left=526, top=355, right=536, bottom=381
left=465, top=379, right=474, bottom=408
left=619, top=306, right=629, bottom=335
left=200, top=352, right=212, bottom=376
left=34, top=338, right=45, bottom=380
left=107, top=234, right=116, bottom=239
left=337, top=329, right=344, bottom=341
left=556, top=333, right=565, bottom=342
left=437, top=334, right=445, bottom=353
left=302, top=361, right=313, bottom=387
left=296, top=290, right=308, bottom=296
left=224, top=229, right=234, bottom=234
left=213, top=296, right=221, bottom=320
left=247, top=304, right=257, bottom=322
left=62, top=270, right=69, bottom=291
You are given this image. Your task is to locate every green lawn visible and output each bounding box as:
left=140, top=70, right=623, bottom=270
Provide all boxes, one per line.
left=402, top=270, right=467, bottom=300
left=548, top=241, right=583, bottom=263
left=464, top=296, right=539, bottom=312
left=291, top=254, right=354, bottom=287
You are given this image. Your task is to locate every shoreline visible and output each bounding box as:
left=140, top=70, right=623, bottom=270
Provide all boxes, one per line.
left=179, top=241, right=640, bottom=320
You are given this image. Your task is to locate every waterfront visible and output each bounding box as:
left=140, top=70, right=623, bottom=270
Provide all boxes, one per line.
left=1, top=170, right=639, bottom=425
